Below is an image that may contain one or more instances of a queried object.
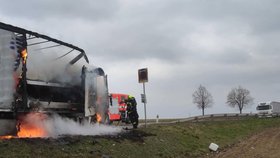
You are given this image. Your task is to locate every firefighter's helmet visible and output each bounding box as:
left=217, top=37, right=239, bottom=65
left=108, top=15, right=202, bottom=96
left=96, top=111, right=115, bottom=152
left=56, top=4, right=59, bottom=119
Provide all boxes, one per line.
left=128, top=95, right=134, bottom=99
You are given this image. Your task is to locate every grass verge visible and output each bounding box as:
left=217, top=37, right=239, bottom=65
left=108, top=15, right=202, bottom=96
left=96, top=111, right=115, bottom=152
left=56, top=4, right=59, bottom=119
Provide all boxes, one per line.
left=1, top=117, right=280, bottom=157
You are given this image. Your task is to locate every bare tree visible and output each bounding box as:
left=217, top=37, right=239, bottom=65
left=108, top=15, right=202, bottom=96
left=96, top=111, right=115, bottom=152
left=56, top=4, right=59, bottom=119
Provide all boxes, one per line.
left=192, top=85, right=213, bottom=116
left=226, top=86, right=253, bottom=114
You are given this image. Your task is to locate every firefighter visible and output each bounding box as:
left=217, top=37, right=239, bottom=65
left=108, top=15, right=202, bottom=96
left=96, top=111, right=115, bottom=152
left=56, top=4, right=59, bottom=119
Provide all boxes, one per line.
left=124, top=95, right=139, bottom=128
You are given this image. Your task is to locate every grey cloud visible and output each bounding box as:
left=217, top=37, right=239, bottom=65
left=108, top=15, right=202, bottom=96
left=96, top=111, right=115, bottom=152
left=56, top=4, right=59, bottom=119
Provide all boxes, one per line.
left=0, top=0, right=119, bottom=21
left=87, top=0, right=280, bottom=63
left=254, top=32, right=280, bottom=57
left=158, top=0, right=280, bottom=36
left=5, top=0, right=280, bottom=63
left=89, top=24, right=189, bottom=63
left=1, top=0, right=280, bottom=117
left=74, top=17, right=194, bottom=63
left=214, top=50, right=252, bottom=64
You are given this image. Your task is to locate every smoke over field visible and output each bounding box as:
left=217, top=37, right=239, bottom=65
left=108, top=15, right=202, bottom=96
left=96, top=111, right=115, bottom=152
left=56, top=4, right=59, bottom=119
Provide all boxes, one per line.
left=18, top=113, right=122, bottom=138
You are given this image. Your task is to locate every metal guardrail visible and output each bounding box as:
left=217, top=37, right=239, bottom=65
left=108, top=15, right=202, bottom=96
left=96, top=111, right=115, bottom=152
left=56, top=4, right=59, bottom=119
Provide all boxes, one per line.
left=140, top=113, right=277, bottom=126
left=175, top=113, right=258, bottom=123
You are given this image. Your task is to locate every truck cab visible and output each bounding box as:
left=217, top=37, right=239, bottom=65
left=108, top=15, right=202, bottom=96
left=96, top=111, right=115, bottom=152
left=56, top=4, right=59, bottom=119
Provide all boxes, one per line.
left=256, top=102, right=272, bottom=115
left=108, top=93, right=129, bottom=123
left=256, top=101, right=280, bottom=116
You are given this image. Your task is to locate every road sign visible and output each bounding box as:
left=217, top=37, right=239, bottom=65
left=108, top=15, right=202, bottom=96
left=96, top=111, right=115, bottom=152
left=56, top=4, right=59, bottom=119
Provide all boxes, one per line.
left=138, top=68, right=148, bottom=83
left=141, top=94, right=147, bottom=103
left=138, top=68, right=148, bottom=128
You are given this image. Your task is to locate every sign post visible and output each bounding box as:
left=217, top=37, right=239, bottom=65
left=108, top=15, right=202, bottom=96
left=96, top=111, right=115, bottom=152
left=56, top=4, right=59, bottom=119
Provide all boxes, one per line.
left=138, top=68, right=148, bottom=128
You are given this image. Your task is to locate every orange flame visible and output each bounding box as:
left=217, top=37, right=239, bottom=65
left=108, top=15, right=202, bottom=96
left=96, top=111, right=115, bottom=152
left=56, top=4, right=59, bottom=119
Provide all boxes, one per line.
left=17, top=113, right=48, bottom=138
left=21, top=49, right=27, bottom=64
left=0, top=125, right=47, bottom=139
left=0, top=135, right=13, bottom=139
left=96, top=113, right=102, bottom=123
left=17, top=123, right=47, bottom=138
left=0, top=113, right=48, bottom=139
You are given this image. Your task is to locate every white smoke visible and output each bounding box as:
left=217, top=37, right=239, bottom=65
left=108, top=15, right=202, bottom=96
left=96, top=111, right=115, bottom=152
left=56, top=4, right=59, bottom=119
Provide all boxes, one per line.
left=26, top=49, right=88, bottom=86
left=0, top=29, right=16, bottom=108
left=21, top=113, right=123, bottom=138
left=48, top=115, right=122, bottom=137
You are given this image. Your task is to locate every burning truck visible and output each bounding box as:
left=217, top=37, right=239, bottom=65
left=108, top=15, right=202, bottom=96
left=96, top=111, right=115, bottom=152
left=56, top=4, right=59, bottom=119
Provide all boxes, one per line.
left=0, top=22, right=110, bottom=136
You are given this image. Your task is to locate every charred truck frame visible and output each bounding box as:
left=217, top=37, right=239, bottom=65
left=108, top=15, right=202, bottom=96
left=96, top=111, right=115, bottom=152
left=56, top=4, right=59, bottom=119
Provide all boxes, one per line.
left=0, top=22, right=109, bottom=136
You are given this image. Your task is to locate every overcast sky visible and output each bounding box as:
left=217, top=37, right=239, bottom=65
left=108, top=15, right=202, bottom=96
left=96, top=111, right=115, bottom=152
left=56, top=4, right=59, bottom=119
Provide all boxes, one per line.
left=1, top=0, right=280, bottom=118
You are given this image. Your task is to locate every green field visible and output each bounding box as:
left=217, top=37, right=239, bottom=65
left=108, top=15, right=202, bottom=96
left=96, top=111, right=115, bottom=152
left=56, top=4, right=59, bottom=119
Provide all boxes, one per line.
left=1, top=117, right=280, bottom=158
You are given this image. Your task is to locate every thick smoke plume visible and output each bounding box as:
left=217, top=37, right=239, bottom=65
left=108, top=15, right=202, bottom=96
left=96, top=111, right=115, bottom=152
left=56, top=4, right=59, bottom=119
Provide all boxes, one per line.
left=20, top=113, right=123, bottom=138
left=27, top=49, right=89, bottom=86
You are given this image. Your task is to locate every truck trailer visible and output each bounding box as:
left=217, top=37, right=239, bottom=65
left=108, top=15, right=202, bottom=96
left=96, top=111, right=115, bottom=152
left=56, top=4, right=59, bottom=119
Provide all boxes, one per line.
left=0, top=22, right=109, bottom=136
left=256, top=101, right=280, bottom=115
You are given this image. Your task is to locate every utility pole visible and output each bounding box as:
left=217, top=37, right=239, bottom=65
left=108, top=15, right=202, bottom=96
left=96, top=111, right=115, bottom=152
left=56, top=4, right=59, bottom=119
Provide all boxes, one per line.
left=138, top=68, right=148, bottom=128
